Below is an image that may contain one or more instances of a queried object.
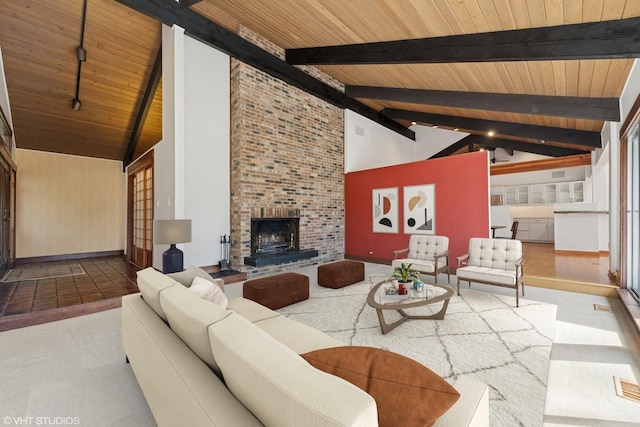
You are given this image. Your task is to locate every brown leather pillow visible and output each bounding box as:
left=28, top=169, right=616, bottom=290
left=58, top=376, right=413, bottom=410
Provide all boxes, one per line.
left=301, top=346, right=460, bottom=427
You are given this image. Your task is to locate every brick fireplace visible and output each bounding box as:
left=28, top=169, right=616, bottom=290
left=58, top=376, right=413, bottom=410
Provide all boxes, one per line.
left=229, top=27, right=345, bottom=277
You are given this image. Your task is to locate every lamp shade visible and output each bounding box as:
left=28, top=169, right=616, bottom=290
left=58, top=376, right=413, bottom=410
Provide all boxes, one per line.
left=153, top=219, right=192, bottom=245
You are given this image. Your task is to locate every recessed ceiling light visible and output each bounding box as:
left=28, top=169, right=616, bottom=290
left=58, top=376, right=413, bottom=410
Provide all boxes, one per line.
left=487, top=131, right=495, bottom=137
left=411, top=121, right=417, bottom=125
left=454, top=128, right=459, bottom=132
left=432, top=124, right=438, bottom=128
left=540, top=139, right=545, bottom=144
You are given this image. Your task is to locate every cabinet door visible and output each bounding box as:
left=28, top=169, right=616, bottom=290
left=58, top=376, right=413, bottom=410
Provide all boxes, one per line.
left=490, top=186, right=505, bottom=206
left=544, top=183, right=557, bottom=204
left=505, top=186, right=517, bottom=205
left=517, top=185, right=529, bottom=205
left=530, top=184, right=544, bottom=204
left=529, top=219, right=548, bottom=241
left=571, top=181, right=585, bottom=203
left=558, top=182, right=571, bottom=203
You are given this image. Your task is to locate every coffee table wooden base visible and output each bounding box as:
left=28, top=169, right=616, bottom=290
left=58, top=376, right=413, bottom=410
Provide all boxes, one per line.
left=374, top=300, right=450, bottom=334
left=367, top=280, right=454, bottom=334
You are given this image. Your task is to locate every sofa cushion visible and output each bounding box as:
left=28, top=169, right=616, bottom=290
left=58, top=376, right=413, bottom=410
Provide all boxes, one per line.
left=208, top=313, right=378, bottom=427
left=466, top=238, right=522, bottom=270
left=168, top=265, right=224, bottom=291
left=254, top=315, right=344, bottom=354
left=392, top=257, right=437, bottom=273
left=136, top=267, right=179, bottom=321
left=456, top=266, right=517, bottom=286
left=227, top=297, right=280, bottom=323
left=189, top=276, right=229, bottom=309
left=301, top=346, right=460, bottom=427
left=160, top=283, right=231, bottom=377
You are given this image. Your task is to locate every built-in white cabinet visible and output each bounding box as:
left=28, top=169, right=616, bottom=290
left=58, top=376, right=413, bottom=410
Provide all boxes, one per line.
left=515, top=218, right=554, bottom=242
left=491, top=180, right=585, bottom=205
left=557, top=181, right=584, bottom=203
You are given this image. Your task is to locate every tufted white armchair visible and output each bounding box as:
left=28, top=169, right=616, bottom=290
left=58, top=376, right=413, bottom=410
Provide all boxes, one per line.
left=392, top=235, right=450, bottom=284
left=456, top=238, right=525, bottom=307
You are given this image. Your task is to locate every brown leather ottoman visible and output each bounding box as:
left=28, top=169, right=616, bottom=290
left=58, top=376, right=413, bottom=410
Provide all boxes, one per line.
left=243, top=272, right=309, bottom=309
left=318, top=260, right=365, bottom=289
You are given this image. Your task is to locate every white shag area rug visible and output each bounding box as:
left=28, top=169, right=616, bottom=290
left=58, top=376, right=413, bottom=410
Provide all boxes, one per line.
left=278, top=280, right=557, bottom=426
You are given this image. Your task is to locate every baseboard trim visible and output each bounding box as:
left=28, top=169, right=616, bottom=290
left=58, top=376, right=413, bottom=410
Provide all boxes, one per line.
left=15, top=250, right=124, bottom=264
left=553, top=249, right=600, bottom=257
left=345, top=254, right=392, bottom=265
left=525, top=275, right=619, bottom=297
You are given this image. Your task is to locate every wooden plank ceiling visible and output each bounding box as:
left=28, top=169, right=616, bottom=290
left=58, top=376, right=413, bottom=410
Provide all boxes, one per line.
left=2, top=0, right=640, bottom=162
left=0, top=0, right=161, bottom=161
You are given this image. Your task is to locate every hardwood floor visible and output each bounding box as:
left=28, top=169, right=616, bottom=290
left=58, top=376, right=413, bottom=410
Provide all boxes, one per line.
left=522, top=242, right=618, bottom=296
left=0, top=256, right=140, bottom=331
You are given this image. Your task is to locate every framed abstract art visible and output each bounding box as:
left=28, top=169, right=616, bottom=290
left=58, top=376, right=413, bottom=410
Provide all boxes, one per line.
left=403, top=184, right=435, bottom=234
left=372, top=187, right=398, bottom=233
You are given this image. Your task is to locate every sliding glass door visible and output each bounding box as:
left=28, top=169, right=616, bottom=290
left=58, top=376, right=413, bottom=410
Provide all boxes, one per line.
left=627, top=127, right=639, bottom=300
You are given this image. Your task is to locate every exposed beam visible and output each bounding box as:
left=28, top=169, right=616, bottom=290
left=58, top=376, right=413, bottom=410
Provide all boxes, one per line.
left=179, top=0, right=203, bottom=6
left=490, top=153, right=592, bottom=176
left=287, top=17, right=640, bottom=65
left=382, top=109, right=601, bottom=148
left=461, top=134, right=590, bottom=157
left=115, top=0, right=414, bottom=140
left=346, top=86, right=620, bottom=122
left=430, top=135, right=475, bottom=158
left=123, top=46, right=162, bottom=170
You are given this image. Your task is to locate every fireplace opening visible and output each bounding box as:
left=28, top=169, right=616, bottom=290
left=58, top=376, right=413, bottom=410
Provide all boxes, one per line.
left=250, top=217, right=299, bottom=256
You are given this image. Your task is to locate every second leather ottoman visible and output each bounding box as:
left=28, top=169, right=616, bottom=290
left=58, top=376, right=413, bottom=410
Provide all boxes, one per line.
left=243, top=272, right=309, bottom=309
left=317, top=260, right=365, bottom=289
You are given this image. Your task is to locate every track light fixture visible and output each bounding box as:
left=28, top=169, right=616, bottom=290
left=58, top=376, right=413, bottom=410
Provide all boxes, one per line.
left=72, top=0, right=87, bottom=111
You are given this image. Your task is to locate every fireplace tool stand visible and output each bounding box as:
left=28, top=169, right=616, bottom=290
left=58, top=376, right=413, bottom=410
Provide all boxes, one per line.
left=219, top=234, right=230, bottom=271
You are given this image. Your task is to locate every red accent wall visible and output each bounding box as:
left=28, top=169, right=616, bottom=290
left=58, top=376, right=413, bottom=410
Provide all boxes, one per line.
left=345, top=152, right=490, bottom=267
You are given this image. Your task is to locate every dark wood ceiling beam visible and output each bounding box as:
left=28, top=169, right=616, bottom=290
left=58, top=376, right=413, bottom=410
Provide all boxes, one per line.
left=115, top=0, right=414, bottom=140
left=346, top=86, right=620, bottom=121
left=460, top=134, right=590, bottom=157
left=490, top=153, right=592, bottom=175
left=287, top=17, right=640, bottom=65
left=382, top=108, right=601, bottom=148
left=123, top=46, right=162, bottom=170
left=429, top=135, right=475, bottom=158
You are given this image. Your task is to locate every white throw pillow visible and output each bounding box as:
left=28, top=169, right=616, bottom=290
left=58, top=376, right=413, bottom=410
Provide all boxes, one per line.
left=189, top=276, right=229, bottom=309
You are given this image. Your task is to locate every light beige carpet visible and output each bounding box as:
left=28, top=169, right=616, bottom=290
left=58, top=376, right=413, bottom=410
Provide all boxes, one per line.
left=278, top=278, right=558, bottom=426
left=1, top=264, right=85, bottom=282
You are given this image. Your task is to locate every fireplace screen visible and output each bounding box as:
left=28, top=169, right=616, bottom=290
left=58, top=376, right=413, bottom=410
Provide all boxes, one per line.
left=250, top=218, right=299, bottom=256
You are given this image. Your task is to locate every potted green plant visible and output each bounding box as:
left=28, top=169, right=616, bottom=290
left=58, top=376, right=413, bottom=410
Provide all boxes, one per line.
left=388, top=262, right=421, bottom=285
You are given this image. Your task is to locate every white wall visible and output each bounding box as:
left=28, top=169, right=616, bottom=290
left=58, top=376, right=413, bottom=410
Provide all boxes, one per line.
left=153, top=25, right=231, bottom=269
left=344, top=109, right=467, bottom=172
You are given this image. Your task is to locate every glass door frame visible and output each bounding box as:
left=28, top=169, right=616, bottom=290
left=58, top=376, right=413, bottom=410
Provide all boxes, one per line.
left=620, top=96, right=640, bottom=305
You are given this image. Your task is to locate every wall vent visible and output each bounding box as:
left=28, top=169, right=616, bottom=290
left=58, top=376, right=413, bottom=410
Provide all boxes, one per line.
left=614, top=376, right=640, bottom=403
left=594, top=304, right=612, bottom=312
left=355, top=126, right=365, bottom=137
left=551, top=171, right=565, bottom=179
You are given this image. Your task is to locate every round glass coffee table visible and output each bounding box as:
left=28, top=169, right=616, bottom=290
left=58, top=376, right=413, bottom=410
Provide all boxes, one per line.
left=366, top=280, right=454, bottom=334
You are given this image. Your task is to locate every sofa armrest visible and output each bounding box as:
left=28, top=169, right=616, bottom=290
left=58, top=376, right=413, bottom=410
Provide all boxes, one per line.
left=434, top=376, right=489, bottom=427
left=393, top=248, right=409, bottom=259
left=515, top=256, right=525, bottom=277
left=456, top=253, right=469, bottom=267
left=434, top=250, right=449, bottom=265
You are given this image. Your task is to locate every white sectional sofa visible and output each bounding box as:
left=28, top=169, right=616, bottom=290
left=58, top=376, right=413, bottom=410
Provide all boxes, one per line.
left=122, top=266, right=490, bottom=426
